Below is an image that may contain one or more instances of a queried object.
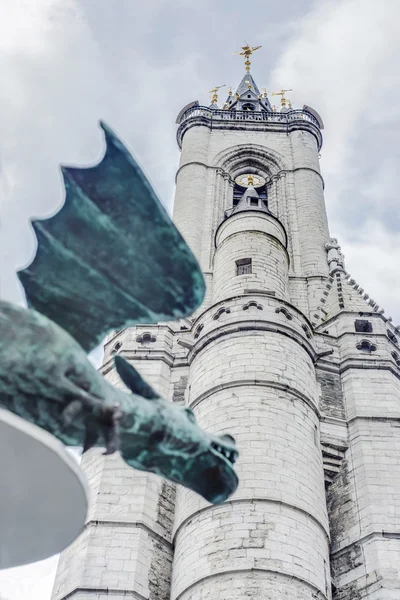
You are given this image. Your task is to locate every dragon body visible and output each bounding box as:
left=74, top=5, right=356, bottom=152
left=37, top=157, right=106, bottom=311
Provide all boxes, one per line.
left=0, top=123, right=239, bottom=503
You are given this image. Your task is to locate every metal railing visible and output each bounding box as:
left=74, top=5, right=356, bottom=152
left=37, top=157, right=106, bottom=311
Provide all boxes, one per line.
left=176, top=105, right=321, bottom=147
left=178, top=105, right=319, bottom=125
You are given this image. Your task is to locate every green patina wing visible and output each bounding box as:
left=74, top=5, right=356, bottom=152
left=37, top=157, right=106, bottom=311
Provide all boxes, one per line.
left=18, top=122, right=205, bottom=353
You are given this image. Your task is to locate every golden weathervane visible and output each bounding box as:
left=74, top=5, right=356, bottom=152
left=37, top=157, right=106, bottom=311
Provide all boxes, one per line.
left=233, top=43, right=262, bottom=72
left=272, top=89, right=293, bottom=107
left=208, top=84, right=226, bottom=104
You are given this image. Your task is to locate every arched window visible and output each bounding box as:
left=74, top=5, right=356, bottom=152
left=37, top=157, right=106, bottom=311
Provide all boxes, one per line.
left=136, top=332, right=156, bottom=345
left=242, top=103, right=255, bottom=111
left=111, top=341, right=122, bottom=355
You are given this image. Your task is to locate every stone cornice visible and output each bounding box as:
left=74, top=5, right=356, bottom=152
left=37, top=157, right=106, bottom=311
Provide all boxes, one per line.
left=188, top=320, right=317, bottom=365
left=173, top=496, right=329, bottom=546
left=331, top=530, right=400, bottom=557
left=176, top=106, right=323, bottom=150
left=188, top=378, right=320, bottom=418
left=59, top=588, right=147, bottom=600
left=174, top=567, right=328, bottom=600
left=175, top=162, right=325, bottom=189
left=191, top=292, right=316, bottom=333
left=85, top=518, right=172, bottom=548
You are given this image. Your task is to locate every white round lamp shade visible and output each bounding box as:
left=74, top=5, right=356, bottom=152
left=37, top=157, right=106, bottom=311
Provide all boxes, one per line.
left=0, top=409, right=88, bottom=569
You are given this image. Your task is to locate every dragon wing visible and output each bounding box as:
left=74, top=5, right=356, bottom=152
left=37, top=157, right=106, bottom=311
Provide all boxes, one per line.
left=18, top=122, right=205, bottom=353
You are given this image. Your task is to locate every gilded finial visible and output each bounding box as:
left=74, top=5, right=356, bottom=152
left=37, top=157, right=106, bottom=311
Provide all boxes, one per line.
left=208, top=84, right=226, bottom=105
left=245, top=80, right=252, bottom=90
left=272, top=89, right=293, bottom=107
left=261, top=88, right=269, bottom=98
left=228, top=86, right=233, bottom=96
left=233, top=42, right=262, bottom=72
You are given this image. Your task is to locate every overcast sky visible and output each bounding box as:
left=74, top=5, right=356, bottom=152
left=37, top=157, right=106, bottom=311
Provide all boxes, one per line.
left=1, top=0, right=400, bottom=598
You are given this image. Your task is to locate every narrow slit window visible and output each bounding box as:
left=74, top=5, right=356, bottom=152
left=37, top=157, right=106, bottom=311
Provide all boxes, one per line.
left=314, top=425, right=319, bottom=446
left=236, top=258, right=252, bottom=276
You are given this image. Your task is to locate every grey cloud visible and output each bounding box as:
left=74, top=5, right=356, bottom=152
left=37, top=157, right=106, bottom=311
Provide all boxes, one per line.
left=0, top=0, right=315, bottom=305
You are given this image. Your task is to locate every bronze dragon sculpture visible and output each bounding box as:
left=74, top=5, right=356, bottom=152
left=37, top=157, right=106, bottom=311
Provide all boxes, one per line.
left=0, top=123, right=238, bottom=504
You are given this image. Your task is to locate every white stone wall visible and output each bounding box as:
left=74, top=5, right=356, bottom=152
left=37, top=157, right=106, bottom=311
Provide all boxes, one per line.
left=172, top=320, right=330, bottom=599
left=213, top=213, right=289, bottom=303
left=173, top=120, right=331, bottom=319
left=327, top=316, right=400, bottom=599
left=173, top=126, right=211, bottom=264
left=290, top=131, right=329, bottom=278
left=51, top=347, right=176, bottom=600
left=169, top=116, right=334, bottom=597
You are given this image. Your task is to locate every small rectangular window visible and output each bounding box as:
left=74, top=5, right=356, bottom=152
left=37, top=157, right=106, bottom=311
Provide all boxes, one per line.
left=355, top=319, right=373, bottom=333
left=236, top=258, right=252, bottom=276
left=249, top=197, right=259, bottom=206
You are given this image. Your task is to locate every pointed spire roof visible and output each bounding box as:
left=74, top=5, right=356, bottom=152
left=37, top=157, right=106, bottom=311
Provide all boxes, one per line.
left=226, top=70, right=272, bottom=112
left=231, top=186, right=270, bottom=216
left=312, top=270, right=384, bottom=328
left=235, top=72, right=260, bottom=97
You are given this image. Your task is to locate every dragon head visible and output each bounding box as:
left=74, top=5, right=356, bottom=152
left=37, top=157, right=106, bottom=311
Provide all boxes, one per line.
left=114, top=356, right=239, bottom=504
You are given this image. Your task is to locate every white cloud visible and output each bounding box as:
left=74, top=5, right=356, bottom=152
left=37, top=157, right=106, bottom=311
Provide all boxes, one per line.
left=270, top=0, right=400, bottom=322
left=341, top=220, right=400, bottom=313
left=0, top=555, right=59, bottom=600
left=0, top=0, right=206, bottom=305
left=0, top=0, right=108, bottom=303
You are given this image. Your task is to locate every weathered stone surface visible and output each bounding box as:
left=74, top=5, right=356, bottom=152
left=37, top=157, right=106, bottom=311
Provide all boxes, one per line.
left=317, top=369, right=345, bottom=420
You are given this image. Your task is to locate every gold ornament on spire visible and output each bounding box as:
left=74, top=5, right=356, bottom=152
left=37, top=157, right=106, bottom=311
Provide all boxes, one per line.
left=233, top=42, right=262, bottom=72
left=272, top=89, right=293, bottom=107
left=261, top=88, right=269, bottom=98
left=208, top=84, right=226, bottom=104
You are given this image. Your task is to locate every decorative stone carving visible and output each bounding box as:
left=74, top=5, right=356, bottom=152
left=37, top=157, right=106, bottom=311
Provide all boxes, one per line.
left=387, top=330, right=399, bottom=346
left=213, top=307, right=231, bottom=320
left=194, top=324, right=204, bottom=339
left=242, top=301, right=263, bottom=311
left=302, top=324, right=312, bottom=339
left=325, top=238, right=345, bottom=271
left=356, top=339, right=377, bottom=352
left=392, top=351, right=400, bottom=367
left=275, top=306, right=293, bottom=320
left=136, top=332, right=156, bottom=345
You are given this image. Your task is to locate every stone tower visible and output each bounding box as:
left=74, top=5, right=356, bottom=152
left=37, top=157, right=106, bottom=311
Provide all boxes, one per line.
left=51, top=62, right=400, bottom=600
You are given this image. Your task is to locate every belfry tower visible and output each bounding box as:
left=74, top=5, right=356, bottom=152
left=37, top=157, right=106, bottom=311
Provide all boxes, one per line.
left=52, top=50, right=400, bottom=600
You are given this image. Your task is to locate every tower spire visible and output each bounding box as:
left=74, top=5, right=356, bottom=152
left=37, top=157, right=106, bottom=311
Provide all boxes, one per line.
left=228, top=43, right=272, bottom=111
